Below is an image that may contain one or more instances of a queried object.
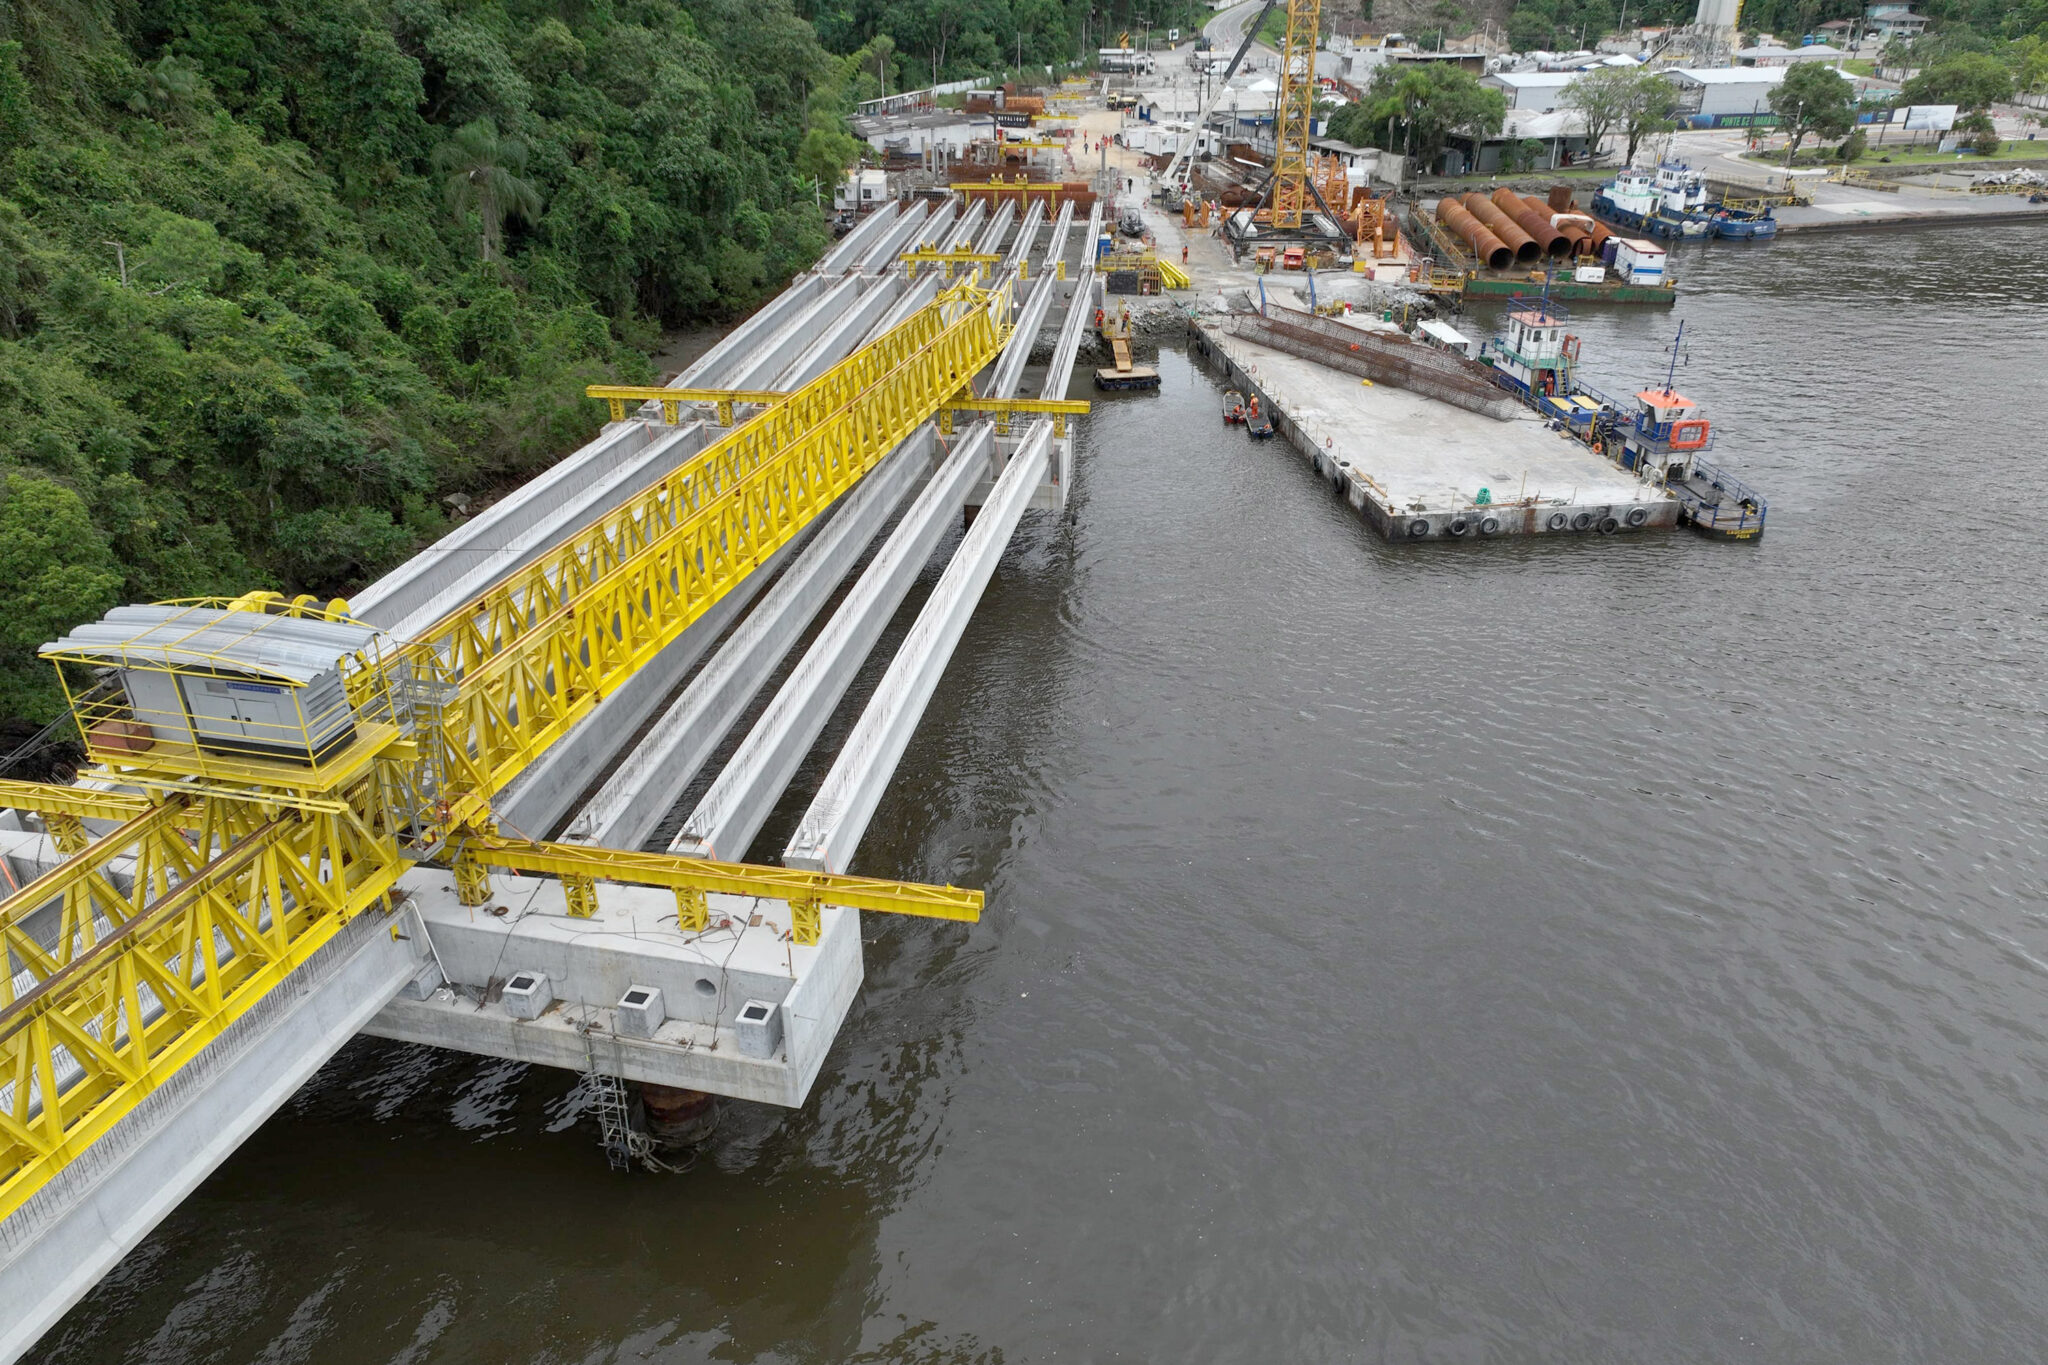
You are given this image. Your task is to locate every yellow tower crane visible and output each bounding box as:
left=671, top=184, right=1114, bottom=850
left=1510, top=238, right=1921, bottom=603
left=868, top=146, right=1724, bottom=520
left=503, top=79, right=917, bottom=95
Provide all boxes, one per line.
left=0, top=276, right=1081, bottom=1224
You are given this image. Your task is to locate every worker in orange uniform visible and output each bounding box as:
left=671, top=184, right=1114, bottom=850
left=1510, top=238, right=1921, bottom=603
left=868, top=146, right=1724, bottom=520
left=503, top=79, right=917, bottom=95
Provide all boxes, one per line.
left=1182, top=244, right=1189, bottom=265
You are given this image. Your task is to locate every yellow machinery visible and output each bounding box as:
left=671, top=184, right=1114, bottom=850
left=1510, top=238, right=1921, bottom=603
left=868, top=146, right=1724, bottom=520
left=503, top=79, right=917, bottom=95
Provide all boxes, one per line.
left=0, top=278, right=1030, bottom=1223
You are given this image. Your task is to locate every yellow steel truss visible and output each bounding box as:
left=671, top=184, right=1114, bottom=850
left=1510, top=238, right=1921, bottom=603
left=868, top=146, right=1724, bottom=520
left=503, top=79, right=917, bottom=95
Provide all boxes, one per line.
left=412, top=281, right=1009, bottom=830
left=938, top=397, right=1090, bottom=439
left=0, top=780, right=409, bottom=1221
left=8, top=277, right=1018, bottom=1222
left=1271, top=0, right=1324, bottom=230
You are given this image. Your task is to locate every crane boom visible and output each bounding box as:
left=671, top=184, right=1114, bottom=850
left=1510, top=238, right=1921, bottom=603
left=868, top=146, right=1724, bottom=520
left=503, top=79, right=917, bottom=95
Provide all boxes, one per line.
left=1159, top=0, right=1281, bottom=196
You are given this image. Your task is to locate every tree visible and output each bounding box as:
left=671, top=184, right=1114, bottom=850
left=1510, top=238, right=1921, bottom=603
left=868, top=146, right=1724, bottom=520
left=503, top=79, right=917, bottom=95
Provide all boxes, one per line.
left=1562, top=65, right=1630, bottom=160
left=432, top=119, right=544, bottom=262
left=1768, top=63, right=1856, bottom=164
left=1345, top=63, right=1506, bottom=170
left=1621, top=71, right=1679, bottom=165
left=1900, top=52, right=2016, bottom=110
left=1956, top=109, right=2001, bottom=154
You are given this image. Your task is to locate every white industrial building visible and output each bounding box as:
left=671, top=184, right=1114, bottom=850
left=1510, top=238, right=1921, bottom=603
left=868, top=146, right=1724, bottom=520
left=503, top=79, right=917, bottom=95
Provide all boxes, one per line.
left=1663, top=66, right=1789, bottom=127
left=1482, top=71, right=1581, bottom=112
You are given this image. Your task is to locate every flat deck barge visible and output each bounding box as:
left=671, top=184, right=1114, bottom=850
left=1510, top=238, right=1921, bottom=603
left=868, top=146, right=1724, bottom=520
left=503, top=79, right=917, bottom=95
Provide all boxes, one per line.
left=1190, top=313, right=1677, bottom=542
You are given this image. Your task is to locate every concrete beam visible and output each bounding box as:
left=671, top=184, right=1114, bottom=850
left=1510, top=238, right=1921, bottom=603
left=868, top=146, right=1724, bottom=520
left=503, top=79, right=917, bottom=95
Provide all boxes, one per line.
left=817, top=200, right=900, bottom=273
left=784, top=423, right=1052, bottom=874
left=670, top=425, right=995, bottom=863
left=349, top=421, right=656, bottom=631
left=871, top=272, right=941, bottom=338
left=782, top=274, right=907, bottom=389
left=989, top=273, right=1059, bottom=401
left=675, top=273, right=828, bottom=388
left=562, top=430, right=935, bottom=852
left=486, top=522, right=812, bottom=841
left=372, top=421, right=712, bottom=641
left=1040, top=199, right=1076, bottom=275
left=857, top=201, right=933, bottom=272
left=725, top=271, right=870, bottom=392
left=947, top=201, right=987, bottom=252
left=974, top=200, right=1016, bottom=256
left=1004, top=200, right=1045, bottom=274
left=0, top=907, right=429, bottom=1365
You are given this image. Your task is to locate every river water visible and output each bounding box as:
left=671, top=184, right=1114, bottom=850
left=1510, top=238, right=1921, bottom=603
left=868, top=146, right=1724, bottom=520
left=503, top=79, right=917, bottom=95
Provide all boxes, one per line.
left=32, top=225, right=2048, bottom=1364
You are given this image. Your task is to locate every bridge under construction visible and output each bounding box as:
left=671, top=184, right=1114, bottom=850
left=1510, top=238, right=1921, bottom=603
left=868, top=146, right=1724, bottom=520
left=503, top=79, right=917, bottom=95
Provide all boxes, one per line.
left=0, top=194, right=1103, bottom=1363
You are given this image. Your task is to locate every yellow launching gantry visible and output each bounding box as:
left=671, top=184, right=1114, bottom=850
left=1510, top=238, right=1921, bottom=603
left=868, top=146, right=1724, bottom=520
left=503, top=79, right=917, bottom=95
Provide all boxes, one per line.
left=0, top=279, right=1021, bottom=1223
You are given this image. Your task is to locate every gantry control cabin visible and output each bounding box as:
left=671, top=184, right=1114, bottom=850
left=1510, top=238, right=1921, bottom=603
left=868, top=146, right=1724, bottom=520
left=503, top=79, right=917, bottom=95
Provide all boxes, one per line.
left=41, top=603, right=396, bottom=768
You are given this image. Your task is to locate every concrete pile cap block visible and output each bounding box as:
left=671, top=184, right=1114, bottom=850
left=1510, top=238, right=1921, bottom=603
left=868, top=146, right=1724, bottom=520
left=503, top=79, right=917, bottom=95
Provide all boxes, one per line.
left=501, top=971, right=553, bottom=1020
left=736, top=1000, right=784, bottom=1059
left=616, top=984, right=665, bottom=1040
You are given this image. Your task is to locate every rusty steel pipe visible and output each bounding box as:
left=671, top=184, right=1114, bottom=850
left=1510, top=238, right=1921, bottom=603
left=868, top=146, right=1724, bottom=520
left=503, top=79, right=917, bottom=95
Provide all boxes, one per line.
left=1436, top=198, right=1510, bottom=269
left=1461, top=193, right=1539, bottom=263
left=1501, top=190, right=1571, bottom=257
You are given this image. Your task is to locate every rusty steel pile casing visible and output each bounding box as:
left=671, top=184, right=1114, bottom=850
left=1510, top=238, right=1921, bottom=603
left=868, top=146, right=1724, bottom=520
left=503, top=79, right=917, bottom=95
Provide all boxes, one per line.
left=1461, top=193, right=1540, bottom=263
left=1436, top=197, right=1511, bottom=269
left=1547, top=184, right=1576, bottom=212
left=1494, top=189, right=1570, bottom=257
left=1218, top=307, right=1522, bottom=422
left=1525, top=195, right=1603, bottom=255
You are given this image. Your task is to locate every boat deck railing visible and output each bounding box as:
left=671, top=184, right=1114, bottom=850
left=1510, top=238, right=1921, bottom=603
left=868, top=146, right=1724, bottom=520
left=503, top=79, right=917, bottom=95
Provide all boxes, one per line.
left=1668, top=457, right=1767, bottom=533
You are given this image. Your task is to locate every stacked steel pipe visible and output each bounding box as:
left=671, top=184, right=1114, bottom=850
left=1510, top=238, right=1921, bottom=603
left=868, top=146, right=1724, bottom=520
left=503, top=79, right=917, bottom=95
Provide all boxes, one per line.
left=1460, top=193, right=1539, bottom=263
left=1493, top=189, right=1570, bottom=257
left=1436, top=197, right=1510, bottom=269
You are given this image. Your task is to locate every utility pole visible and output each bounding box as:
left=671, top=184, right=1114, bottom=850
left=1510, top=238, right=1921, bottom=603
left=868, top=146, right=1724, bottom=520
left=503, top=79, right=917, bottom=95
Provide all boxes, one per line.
left=102, top=241, right=128, bottom=288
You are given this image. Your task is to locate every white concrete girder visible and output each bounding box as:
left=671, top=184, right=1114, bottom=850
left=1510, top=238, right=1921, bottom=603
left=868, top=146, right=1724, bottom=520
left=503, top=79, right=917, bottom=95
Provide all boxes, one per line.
left=668, top=425, right=996, bottom=863
left=817, top=199, right=901, bottom=273
left=561, top=430, right=936, bottom=852
left=781, top=274, right=908, bottom=390
left=783, top=423, right=1055, bottom=874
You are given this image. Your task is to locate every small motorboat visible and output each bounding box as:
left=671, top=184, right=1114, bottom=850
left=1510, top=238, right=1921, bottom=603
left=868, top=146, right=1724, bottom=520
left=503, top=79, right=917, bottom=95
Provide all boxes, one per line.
left=1246, top=407, right=1275, bottom=439
left=1222, top=389, right=1246, bottom=423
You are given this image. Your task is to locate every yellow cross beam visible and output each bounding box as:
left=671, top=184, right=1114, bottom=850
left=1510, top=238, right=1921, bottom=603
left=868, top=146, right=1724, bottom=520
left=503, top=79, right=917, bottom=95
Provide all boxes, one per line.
left=451, top=833, right=981, bottom=944
left=584, top=385, right=791, bottom=426
left=938, top=397, right=1090, bottom=439
left=900, top=249, right=1005, bottom=281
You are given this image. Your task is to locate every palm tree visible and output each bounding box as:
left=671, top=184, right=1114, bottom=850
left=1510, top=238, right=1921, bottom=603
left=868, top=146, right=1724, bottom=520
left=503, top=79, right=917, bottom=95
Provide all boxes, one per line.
left=432, top=119, right=543, bottom=262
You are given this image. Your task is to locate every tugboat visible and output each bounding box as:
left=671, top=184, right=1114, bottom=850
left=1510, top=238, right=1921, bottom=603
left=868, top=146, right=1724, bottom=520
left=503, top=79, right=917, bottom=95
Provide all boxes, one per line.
left=1592, top=161, right=1713, bottom=239
left=1478, top=301, right=1765, bottom=541
left=1222, top=388, right=1247, bottom=423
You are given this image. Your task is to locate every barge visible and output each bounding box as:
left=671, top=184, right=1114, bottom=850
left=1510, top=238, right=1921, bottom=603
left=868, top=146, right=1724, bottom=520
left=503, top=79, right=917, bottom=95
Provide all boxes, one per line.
left=1189, top=307, right=1677, bottom=542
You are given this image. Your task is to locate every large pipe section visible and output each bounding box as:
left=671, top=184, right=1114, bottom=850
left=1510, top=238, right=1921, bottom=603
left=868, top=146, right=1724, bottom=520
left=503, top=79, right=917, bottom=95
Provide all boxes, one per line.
left=1493, top=188, right=1570, bottom=257
left=1461, top=193, right=1539, bottom=263
left=1525, top=196, right=1607, bottom=256
left=1436, top=198, right=1511, bottom=270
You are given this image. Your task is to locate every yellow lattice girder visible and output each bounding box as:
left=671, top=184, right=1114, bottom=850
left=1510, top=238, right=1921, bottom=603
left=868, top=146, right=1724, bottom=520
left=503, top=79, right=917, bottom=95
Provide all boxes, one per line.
left=0, top=784, right=408, bottom=1221
left=0, top=781, right=153, bottom=828
left=456, top=834, right=982, bottom=944
left=1271, top=0, right=1323, bottom=230
left=411, top=283, right=1010, bottom=828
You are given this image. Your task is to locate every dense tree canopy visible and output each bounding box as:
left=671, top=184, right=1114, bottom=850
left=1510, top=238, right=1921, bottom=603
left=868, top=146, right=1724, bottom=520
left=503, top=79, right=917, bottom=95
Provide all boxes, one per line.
left=0, top=0, right=868, bottom=722
left=1325, top=64, right=1507, bottom=170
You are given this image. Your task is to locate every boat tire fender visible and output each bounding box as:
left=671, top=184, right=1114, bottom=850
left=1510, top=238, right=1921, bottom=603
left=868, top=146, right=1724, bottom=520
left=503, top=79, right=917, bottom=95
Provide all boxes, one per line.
left=1546, top=512, right=1569, bottom=532
left=1479, top=515, right=1501, bottom=536
left=1447, top=517, right=1470, bottom=537
left=1598, top=516, right=1620, bottom=534
left=1625, top=506, right=1649, bottom=528
left=1407, top=518, right=1430, bottom=539
left=1570, top=511, right=1593, bottom=532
